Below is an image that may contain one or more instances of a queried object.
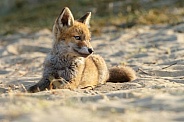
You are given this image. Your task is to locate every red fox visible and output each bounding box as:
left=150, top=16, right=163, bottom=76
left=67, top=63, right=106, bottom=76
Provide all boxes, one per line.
left=28, top=7, right=136, bottom=92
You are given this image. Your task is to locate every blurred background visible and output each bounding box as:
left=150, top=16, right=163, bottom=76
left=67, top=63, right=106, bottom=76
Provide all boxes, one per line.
left=0, top=0, right=183, bottom=35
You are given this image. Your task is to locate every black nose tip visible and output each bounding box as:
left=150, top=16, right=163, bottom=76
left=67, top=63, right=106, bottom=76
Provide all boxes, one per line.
left=88, top=48, right=94, bottom=54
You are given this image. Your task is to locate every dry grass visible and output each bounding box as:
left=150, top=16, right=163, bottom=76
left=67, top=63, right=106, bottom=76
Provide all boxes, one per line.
left=0, top=0, right=183, bottom=35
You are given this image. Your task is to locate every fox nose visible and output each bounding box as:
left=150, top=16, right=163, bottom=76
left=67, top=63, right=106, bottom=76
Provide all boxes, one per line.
left=88, top=48, right=94, bottom=54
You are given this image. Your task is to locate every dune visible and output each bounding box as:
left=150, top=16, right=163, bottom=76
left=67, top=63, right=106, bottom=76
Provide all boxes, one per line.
left=0, top=24, right=184, bottom=121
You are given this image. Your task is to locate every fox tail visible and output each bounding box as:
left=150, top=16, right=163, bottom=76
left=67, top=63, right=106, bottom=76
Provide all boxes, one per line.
left=107, top=65, right=136, bottom=83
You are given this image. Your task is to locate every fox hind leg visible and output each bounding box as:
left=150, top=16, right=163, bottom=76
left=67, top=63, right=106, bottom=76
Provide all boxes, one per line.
left=90, top=54, right=109, bottom=84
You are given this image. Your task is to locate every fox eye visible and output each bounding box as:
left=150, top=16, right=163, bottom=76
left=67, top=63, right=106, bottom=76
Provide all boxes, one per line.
left=74, top=36, right=81, bottom=40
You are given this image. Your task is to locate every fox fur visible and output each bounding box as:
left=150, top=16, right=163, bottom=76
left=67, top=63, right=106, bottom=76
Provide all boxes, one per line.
left=28, top=7, right=136, bottom=92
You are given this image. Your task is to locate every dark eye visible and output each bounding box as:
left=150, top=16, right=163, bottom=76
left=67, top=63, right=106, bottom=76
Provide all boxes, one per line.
left=74, top=36, right=81, bottom=40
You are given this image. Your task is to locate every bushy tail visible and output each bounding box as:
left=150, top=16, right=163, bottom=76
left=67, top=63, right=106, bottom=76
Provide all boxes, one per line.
left=108, top=65, right=136, bottom=82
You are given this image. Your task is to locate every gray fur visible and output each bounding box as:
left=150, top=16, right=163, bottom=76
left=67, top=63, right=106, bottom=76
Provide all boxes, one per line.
left=28, top=41, right=85, bottom=92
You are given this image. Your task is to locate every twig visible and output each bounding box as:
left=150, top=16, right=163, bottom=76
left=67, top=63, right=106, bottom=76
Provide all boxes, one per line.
left=138, top=68, right=152, bottom=76
left=161, top=62, right=177, bottom=70
left=21, top=84, right=27, bottom=92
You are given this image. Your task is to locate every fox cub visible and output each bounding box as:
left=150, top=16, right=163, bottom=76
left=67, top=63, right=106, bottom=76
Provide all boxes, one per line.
left=28, top=7, right=136, bottom=92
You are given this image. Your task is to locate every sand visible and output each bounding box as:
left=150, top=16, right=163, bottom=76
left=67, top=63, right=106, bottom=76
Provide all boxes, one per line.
left=0, top=23, right=184, bottom=122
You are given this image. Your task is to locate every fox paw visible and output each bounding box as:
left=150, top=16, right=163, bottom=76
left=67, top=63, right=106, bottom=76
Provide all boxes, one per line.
left=49, top=76, right=73, bottom=89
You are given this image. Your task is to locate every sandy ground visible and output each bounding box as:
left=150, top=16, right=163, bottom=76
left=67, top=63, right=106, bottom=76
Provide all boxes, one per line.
left=0, top=23, right=184, bottom=122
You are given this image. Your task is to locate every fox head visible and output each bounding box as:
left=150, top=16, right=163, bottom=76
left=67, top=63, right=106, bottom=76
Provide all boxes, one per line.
left=52, top=7, right=93, bottom=57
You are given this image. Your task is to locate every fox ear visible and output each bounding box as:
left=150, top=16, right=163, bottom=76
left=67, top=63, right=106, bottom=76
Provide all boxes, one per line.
left=56, top=7, right=74, bottom=28
left=78, top=12, right=91, bottom=28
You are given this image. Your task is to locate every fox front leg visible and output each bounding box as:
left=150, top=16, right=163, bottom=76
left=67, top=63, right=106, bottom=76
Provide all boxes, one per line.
left=28, top=78, right=51, bottom=92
